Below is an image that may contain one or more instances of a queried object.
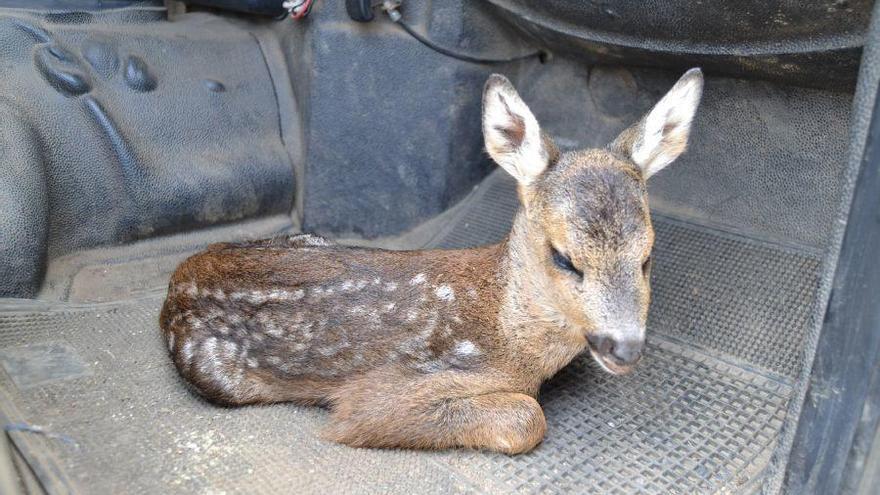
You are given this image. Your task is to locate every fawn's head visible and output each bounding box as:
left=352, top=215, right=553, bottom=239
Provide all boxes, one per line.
left=483, top=69, right=703, bottom=375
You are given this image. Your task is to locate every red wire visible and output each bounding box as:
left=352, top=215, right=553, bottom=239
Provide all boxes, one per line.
left=291, top=0, right=314, bottom=20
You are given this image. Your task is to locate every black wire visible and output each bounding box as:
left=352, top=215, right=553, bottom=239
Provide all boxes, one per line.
left=394, top=19, right=546, bottom=65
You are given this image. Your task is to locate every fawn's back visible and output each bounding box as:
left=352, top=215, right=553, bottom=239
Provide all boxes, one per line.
left=160, top=238, right=512, bottom=404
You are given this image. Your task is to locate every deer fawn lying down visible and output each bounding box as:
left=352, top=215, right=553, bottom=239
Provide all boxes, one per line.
left=161, top=68, right=703, bottom=454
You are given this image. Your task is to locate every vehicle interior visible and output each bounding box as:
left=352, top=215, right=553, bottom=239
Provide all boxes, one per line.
left=1, top=0, right=879, bottom=493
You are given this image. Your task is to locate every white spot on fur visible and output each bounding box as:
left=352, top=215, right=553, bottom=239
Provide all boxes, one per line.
left=181, top=339, right=195, bottom=364
left=222, top=340, right=238, bottom=357
left=434, top=285, right=455, bottom=301
left=198, top=337, right=219, bottom=376
left=368, top=310, right=381, bottom=323
left=181, top=282, right=198, bottom=297
left=341, top=280, right=354, bottom=291
left=167, top=332, right=175, bottom=351
left=405, top=309, right=419, bottom=322
left=467, top=288, right=478, bottom=299
left=319, top=342, right=347, bottom=356
left=423, top=320, right=437, bottom=337
left=247, top=292, right=268, bottom=304
left=265, top=323, right=285, bottom=338
left=356, top=280, right=369, bottom=290
left=246, top=357, right=258, bottom=368
left=233, top=288, right=306, bottom=303
left=409, top=274, right=427, bottom=286
left=202, top=336, right=218, bottom=354
left=454, top=340, right=479, bottom=357
left=383, top=282, right=398, bottom=292
left=267, top=356, right=282, bottom=366
left=217, top=325, right=231, bottom=335
left=383, top=302, right=396, bottom=313
left=372, top=277, right=382, bottom=285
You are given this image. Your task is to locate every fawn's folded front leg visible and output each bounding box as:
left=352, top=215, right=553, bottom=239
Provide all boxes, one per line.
left=323, top=371, right=546, bottom=454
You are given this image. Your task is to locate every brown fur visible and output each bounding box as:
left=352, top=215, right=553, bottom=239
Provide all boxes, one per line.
left=160, top=70, right=702, bottom=454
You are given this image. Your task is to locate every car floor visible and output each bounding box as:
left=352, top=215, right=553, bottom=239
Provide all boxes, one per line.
left=0, top=171, right=819, bottom=494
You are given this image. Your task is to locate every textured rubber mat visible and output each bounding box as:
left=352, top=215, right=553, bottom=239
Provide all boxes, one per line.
left=649, top=218, right=820, bottom=378
left=0, top=300, right=790, bottom=494
left=0, top=171, right=821, bottom=494
left=431, top=173, right=520, bottom=249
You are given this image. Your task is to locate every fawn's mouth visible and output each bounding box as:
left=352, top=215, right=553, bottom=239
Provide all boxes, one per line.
left=587, top=344, right=639, bottom=376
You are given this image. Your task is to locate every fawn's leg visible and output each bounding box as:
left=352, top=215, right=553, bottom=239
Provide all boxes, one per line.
left=323, top=370, right=546, bottom=454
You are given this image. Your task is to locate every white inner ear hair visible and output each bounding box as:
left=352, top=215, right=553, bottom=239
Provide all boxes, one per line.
left=632, top=74, right=702, bottom=178
left=484, top=86, right=547, bottom=185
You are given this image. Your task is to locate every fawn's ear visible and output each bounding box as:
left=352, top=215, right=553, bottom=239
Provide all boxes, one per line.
left=619, top=68, right=703, bottom=179
left=482, top=74, right=552, bottom=185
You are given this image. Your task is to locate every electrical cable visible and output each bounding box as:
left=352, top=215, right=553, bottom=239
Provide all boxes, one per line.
left=283, top=0, right=547, bottom=63
left=386, top=9, right=547, bottom=65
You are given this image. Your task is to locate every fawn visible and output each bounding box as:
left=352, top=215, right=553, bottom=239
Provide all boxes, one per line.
left=160, top=68, right=703, bottom=454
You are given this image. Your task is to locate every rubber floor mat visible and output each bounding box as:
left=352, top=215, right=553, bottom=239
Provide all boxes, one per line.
left=0, top=172, right=820, bottom=494
left=0, top=301, right=791, bottom=494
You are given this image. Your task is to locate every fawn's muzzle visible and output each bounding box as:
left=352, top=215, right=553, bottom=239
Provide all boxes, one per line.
left=587, top=334, right=644, bottom=373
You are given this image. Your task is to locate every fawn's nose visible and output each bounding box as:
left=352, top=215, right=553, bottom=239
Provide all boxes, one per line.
left=588, top=335, right=644, bottom=365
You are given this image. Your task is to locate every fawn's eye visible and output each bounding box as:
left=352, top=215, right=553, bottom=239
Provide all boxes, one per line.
left=551, top=246, right=582, bottom=278
left=642, top=255, right=653, bottom=275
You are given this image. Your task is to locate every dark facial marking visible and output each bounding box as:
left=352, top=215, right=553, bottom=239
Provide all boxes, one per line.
left=570, top=165, right=647, bottom=249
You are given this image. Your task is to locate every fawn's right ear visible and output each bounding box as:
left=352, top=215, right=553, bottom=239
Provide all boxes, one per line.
left=482, top=74, right=552, bottom=186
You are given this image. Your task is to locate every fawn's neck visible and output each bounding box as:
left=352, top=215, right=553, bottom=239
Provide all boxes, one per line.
left=494, top=211, right=588, bottom=385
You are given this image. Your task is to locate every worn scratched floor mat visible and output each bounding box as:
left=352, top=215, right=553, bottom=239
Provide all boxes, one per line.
left=0, top=297, right=791, bottom=494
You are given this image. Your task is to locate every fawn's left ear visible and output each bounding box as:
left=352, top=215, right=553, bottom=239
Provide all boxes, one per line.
left=482, top=74, right=554, bottom=186
left=618, top=68, right=703, bottom=179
